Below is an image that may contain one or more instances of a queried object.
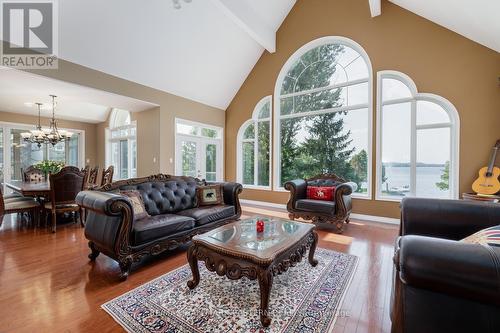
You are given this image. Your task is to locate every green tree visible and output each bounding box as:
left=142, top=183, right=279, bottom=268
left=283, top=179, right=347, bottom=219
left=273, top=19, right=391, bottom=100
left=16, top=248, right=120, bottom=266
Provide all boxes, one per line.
left=436, top=161, right=450, bottom=190
left=350, top=149, right=368, bottom=192
left=257, top=121, right=270, bottom=186
left=279, top=43, right=361, bottom=186
left=301, top=112, right=355, bottom=179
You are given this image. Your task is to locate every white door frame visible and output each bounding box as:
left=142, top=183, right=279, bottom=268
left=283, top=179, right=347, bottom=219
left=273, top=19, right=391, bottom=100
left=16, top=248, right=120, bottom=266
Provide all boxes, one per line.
left=174, top=118, right=224, bottom=182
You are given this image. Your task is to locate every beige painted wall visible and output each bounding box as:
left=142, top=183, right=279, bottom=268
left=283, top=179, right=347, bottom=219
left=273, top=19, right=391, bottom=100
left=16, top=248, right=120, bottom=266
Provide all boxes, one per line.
left=96, top=107, right=161, bottom=177
left=225, top=0, right=500, bottom=218
left=28, top=60, right=225, bottom=175
left=0, top=110, right=97, bottom=165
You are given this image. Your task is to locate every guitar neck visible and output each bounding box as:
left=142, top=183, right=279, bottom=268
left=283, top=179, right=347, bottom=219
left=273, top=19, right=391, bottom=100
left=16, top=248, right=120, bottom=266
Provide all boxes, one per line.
left=487, top=147, right=499, bottom=175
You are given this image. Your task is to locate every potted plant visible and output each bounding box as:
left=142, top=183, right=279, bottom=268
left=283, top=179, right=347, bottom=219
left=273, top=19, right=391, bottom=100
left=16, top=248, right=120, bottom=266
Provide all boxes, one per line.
left=34, top=160, right=65, bottom=179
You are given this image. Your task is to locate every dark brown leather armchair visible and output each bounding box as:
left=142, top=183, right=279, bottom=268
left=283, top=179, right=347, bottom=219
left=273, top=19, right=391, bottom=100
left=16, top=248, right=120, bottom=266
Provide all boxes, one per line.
left=391, top=198, right=500, bottom=333
left=284, top=173, right=355, bottom=233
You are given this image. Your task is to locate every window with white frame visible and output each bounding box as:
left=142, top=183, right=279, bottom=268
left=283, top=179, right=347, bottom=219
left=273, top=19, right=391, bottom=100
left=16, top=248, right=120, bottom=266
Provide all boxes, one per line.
left=175, top=119, right=223, bottom=182
left=377, top=71, right=459, bottom=200
left=274, top=37, right=372, bottom=196
left=106, top=109, right=137, bottom=180
left=237, top=96, right=271, bottom=188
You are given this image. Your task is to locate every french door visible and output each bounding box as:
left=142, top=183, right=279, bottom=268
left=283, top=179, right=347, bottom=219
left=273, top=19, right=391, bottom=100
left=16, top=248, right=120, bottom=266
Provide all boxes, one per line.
left=176, top=136, right=222, bottom=182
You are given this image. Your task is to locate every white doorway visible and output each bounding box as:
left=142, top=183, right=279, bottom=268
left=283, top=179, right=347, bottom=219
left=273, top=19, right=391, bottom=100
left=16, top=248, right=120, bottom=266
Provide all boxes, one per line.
left=175, top=119, right=223, bottom=182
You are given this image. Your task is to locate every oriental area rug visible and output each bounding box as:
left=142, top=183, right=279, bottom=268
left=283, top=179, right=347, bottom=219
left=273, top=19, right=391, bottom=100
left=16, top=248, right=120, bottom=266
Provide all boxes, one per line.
left=102, top=248, right=358, bottom=333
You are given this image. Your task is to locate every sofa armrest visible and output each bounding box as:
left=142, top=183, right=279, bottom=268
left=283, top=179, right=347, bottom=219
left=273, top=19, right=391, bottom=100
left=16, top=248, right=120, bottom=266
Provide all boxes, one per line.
left=77, top=191, right=135, bottom=258
left=221, top=182, right=243, bottom=207
left=401, top=198, right=500, bottom=240
left=284, top=179, right=307, bottom=210
left=396, top=235, right=500, bottom=307
left=76, top=191, right=131, bottom=216
left=334, top=182, right=354, bottom=218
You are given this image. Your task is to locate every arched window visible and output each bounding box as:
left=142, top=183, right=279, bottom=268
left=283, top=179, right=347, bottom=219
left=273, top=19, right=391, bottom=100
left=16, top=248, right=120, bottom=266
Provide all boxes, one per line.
left=109, top=108, right=131, bottom=128
left=376, top=71, right=460, bottom=200
left=274, top=36, right=372, bottom=197
left=106, top=108, right=137, bottom=179
left=237, top=96, right=272, bottom=188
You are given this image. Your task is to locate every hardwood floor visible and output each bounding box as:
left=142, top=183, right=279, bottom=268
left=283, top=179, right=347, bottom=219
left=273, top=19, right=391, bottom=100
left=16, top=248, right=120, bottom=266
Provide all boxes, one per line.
left=0, top=206, right=399, bottom=333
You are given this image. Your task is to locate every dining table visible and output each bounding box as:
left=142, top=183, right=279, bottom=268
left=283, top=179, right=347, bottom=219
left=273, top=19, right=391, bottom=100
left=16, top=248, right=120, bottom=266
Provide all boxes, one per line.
left=3, top=180, right=51, bottom=198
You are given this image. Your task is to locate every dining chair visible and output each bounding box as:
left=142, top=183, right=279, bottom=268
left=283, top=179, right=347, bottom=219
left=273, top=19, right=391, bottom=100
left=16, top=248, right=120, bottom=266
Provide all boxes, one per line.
left=45, top=166, right=85, bottom=233
left=22, top=166, right=45, bottom=183
left=81, top=165, right=89, bottom=185
left=0, top=188, right=40, bottom=227
left=100, top=165, right=114, bottom=186
left=86, top=166, right=99, bottom=189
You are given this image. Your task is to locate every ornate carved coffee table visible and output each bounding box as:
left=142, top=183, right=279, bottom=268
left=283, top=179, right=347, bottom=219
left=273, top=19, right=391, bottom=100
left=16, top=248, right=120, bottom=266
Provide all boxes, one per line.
left=187, top=217, right=318, bottom=327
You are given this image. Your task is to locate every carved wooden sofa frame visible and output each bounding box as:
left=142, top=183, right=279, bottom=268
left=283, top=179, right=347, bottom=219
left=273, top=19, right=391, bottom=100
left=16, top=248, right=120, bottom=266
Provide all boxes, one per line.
left=76, top=174, right=243, bottom=279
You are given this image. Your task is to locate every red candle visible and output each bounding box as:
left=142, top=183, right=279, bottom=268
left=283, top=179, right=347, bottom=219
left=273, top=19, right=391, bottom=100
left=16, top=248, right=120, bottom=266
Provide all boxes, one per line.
left=256, top=219, right=264, bottom=233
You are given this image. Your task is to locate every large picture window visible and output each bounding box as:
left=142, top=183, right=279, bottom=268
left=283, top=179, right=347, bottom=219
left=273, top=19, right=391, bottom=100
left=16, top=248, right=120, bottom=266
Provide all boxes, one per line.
left=237, top=96, right=271, bottom=189
left=106, top=109, right=137, bottom=180
left=376, top=71, right=459, bottom=200
left=274, top=37, right=372, bottom=196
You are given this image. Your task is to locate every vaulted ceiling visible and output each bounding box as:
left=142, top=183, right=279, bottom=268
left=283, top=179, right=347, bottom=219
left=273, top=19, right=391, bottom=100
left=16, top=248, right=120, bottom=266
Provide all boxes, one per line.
left=4, top=0, right=499, bottom=113
left=58, top=0, right=296, bottom=110
left=373, top=0, right=500, bottom=53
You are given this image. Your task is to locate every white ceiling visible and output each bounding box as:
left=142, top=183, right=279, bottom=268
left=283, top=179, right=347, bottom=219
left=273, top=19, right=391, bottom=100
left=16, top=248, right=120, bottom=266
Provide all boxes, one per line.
left=58, top=0, right=296, bottom=110
left=388, top=0, right=500, bottom=53
left=0, top=68, right=158, bottom=123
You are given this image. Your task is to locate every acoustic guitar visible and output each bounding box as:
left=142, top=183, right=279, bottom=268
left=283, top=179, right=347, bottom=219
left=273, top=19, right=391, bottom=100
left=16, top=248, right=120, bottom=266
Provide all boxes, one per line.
left=472, top=140, right=500, bottom=195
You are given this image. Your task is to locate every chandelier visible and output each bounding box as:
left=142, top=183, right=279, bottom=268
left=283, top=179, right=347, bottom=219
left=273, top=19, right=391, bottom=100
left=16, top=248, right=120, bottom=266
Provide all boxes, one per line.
left=21, top=95, right=73, bottom=147
left=172, top=0, right=192, bottom=9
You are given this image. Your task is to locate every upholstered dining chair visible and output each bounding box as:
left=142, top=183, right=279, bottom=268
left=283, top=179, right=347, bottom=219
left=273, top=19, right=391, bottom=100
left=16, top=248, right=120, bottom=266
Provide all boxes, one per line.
left=100, top=165, right=114, bottom=186
left=22, top=166, right=45, bottom=183
left=45, top=166, right=85, bottom=233
left=86, top=166, right=99, bottom=189
left=0, top=188, right=40, bottom=227
left=81, top=165, right=89, bottom=184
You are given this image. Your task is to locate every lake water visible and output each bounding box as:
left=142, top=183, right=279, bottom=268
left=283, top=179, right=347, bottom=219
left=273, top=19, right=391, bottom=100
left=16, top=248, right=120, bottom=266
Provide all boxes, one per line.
left=383, top=166, right=449, bottom=198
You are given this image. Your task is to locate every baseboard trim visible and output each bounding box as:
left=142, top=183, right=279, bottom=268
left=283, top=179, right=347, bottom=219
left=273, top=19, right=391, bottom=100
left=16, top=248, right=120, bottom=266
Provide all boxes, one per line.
left=240, top=199, right=400, bottom=225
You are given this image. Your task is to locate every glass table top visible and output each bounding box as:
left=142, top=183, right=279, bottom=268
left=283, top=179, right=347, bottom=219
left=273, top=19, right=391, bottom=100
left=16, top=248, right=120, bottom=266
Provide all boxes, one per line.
left=194, top=217, right=314, bottom=258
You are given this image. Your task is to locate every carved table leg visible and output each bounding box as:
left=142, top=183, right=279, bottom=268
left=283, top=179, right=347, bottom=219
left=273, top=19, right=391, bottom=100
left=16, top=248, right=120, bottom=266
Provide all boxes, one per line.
left=187, top=245, right=200, bottom=289
left=308, top=231, right=319, bottom=267
left=258, top=268, right=273, bottom=327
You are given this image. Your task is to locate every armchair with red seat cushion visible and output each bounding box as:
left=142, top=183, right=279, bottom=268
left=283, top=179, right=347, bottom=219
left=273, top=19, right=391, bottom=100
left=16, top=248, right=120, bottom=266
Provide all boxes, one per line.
left=284, top=173, right=356, bottom=233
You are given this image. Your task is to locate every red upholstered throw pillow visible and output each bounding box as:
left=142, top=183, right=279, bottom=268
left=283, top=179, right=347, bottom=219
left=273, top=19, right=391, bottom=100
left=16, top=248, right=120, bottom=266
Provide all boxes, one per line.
left=306, top=186, right=335, bottom=201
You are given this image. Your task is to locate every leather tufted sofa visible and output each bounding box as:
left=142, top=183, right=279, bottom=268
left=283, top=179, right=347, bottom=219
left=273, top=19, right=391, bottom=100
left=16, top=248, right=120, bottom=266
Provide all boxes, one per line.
left=391, top=198, right=500, bottom=333
left=76, top=174, right=242, bottom=279
left=284, top=173, right=356, bottom=233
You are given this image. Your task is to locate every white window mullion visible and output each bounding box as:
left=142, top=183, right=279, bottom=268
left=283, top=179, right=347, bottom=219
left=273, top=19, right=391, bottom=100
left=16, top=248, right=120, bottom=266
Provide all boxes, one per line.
left=253, top=120, right=259, bottom=186
left=279, top=103, right=370, bottom=120
left=281, top=77, right=369, bottom=99
left=129, top=137, right=133, bottom=177
left=410, top=99, right=417, bottom=197
left=3, top=126, right=11, bottom=186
